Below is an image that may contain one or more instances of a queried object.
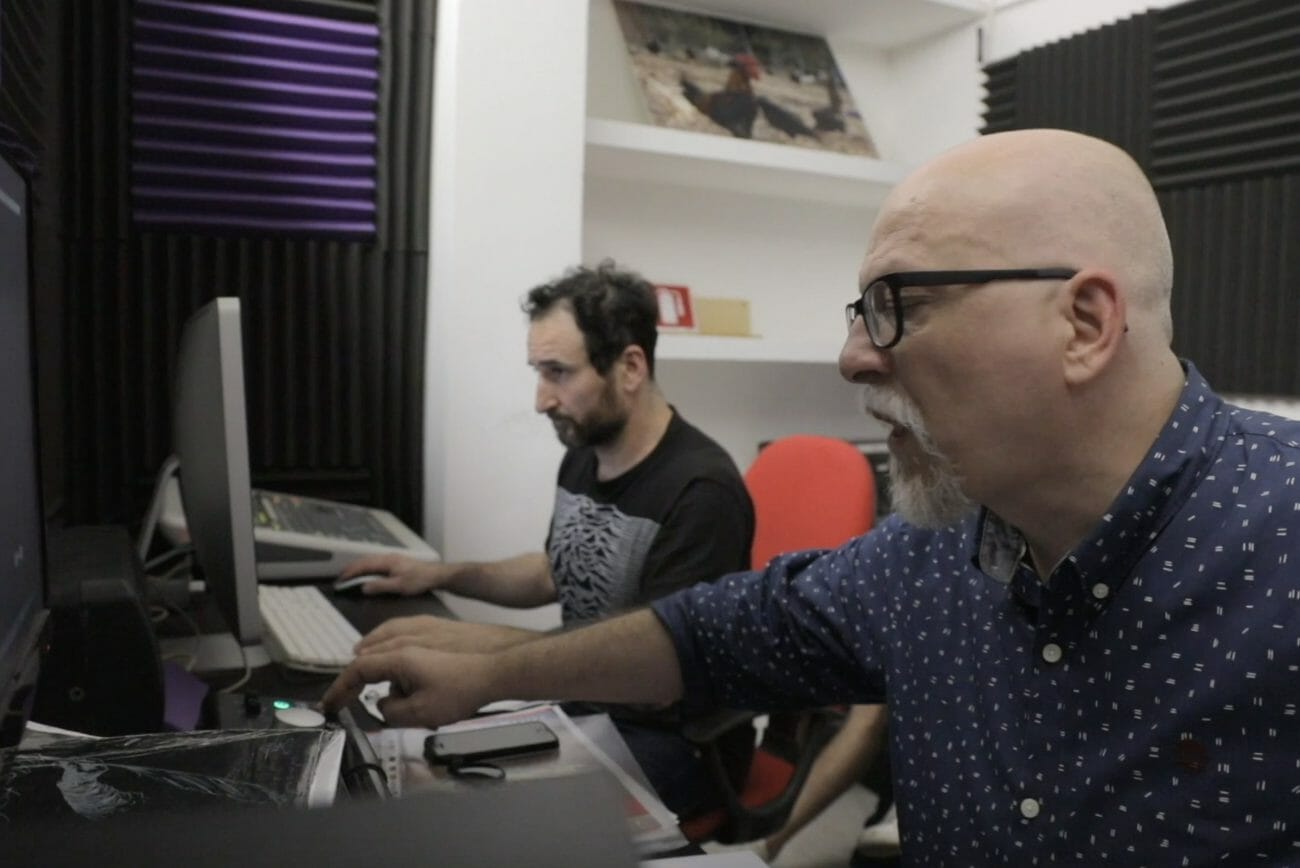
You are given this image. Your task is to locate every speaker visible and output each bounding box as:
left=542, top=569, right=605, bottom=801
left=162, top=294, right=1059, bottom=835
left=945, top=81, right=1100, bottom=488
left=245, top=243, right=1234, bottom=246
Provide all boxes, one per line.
left=32, top=525, right=165, bottom=735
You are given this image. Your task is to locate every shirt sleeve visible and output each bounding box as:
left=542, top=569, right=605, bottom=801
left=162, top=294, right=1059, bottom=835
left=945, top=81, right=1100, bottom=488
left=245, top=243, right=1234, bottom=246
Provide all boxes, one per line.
left=650, top=536, right=890, bottom=715
left=633, top=477, right=753, bottom=605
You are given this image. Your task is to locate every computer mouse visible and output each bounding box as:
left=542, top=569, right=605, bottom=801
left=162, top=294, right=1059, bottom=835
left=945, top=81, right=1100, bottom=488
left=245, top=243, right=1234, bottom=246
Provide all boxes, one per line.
left=274, top=705, right=326, bottom=728
left=331, top=572, right=387, bottom=594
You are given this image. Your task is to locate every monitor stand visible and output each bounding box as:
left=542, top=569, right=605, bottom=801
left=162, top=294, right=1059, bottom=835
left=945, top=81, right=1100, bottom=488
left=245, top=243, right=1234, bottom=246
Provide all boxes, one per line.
left=159, top=633, right=271, bottom=674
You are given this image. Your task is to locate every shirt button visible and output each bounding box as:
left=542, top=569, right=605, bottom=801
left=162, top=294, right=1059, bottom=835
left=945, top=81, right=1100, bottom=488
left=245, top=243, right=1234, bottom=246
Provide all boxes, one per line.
left=1020, top=797, right=1041, bottom=819
left=1091, top=583, right=1110, bottom=600
left=1041, top=643, right=1063, bottom=664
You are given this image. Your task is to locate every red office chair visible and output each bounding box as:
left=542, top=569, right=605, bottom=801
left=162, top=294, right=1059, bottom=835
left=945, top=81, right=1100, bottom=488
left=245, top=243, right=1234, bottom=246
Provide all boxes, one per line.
left=680, top=435, right=877, bottom=845
left=745, top=434, right=876, bottom=571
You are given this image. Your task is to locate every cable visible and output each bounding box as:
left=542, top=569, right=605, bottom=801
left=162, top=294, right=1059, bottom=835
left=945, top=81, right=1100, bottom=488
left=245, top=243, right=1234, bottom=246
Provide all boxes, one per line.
left=341, top=761, right=388, bottom=786
left=145, top=543, right=193, bottom=574
left=334, top=706, right=391, bottom=798
left=161, top=599, right=202, bottom=641
left=219, top=644, right=254, bottom=694
left=160, top=649, right=198, bottom=670
left=150, top=598, right=204, bottom=672
left=137, top=454, right=181, bottom=562
left=447, top=759, right=506, bottom=781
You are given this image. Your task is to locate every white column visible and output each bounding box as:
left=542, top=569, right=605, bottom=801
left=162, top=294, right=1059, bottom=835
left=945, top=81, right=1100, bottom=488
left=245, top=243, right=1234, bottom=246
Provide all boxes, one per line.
left=424, top=0, right=589, bottom=628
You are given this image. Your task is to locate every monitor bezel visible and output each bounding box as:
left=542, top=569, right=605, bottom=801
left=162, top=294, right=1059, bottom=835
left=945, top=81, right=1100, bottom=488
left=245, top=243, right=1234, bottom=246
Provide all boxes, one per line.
left=0, top=150, right=51, bottom=749
left=171, top=297, right=263, bottom=650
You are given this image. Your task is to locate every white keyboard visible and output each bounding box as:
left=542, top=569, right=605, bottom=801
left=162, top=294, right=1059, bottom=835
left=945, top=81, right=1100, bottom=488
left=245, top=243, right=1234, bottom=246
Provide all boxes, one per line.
left=258, top=584, right=361, bottom=672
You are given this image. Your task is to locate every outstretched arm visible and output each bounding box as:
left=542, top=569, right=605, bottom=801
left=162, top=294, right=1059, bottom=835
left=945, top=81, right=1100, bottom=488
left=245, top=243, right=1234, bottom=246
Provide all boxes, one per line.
left=321, top=608, right=684, bottom=727
left=354, top=614, right=543, bottom=655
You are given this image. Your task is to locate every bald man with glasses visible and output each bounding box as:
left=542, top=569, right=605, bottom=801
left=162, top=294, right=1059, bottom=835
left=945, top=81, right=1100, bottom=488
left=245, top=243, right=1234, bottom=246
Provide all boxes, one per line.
left=327, top=129, right=1300, bottom=866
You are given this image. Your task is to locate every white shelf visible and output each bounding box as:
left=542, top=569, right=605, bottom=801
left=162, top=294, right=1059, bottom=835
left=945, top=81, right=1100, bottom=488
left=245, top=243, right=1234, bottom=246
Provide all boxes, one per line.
left=657, top=332, right=843, bottom=364
left=583, top=0, right=974, bottom=368
left=673, top=0, right=987, bottom=48
left=585, top=118, right=906, bottom=207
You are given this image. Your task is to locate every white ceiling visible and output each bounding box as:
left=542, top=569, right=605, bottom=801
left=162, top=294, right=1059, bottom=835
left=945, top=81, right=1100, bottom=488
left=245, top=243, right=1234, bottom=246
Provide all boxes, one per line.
left=656, top=0, right=990, bottom=49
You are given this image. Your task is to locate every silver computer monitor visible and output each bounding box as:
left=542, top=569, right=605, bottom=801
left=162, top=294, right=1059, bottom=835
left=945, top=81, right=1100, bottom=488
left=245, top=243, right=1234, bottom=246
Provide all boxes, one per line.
left=0, top=152, right=49, bottom=748
left=171, top=297, right=267, bottom=669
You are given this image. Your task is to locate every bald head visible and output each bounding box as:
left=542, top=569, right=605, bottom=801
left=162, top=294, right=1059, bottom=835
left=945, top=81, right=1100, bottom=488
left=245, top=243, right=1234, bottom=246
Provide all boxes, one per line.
left=872, top=129, right=1174, bottom=343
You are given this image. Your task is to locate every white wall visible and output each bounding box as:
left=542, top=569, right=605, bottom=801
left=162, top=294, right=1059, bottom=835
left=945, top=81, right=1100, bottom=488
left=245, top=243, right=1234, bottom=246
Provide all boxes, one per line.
left=424, top=0, right=589, bottom=629
left=584, top=176, right=890, bottom=470
left=656, top=360, right=886, bottom=472
left=423, top=0, right=1200, bottom=627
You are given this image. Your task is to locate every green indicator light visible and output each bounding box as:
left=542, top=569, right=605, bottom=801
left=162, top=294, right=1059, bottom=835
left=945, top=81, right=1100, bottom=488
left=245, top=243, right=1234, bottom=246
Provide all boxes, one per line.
left=272, top=699, right=293, bottom=710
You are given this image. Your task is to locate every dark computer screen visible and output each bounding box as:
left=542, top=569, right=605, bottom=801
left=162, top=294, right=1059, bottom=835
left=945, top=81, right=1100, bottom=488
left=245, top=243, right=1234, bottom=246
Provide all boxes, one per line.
left=0, top=151, right=49, bottom=748
left=171, top=297, right=263, bottom=652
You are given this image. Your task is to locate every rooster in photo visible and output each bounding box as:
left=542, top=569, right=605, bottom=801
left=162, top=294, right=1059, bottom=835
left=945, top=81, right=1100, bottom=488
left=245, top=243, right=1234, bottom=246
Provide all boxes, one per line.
left=813, top=75, right=847, bottom=134
left=681, top=53, right=763, bottom=139
left=757, top=96, right=819, bottom=141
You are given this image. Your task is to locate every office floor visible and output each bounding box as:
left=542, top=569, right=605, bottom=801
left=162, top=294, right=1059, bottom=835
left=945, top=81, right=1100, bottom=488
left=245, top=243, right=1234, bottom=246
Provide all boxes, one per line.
left=701, top=784, right=879, bottom=868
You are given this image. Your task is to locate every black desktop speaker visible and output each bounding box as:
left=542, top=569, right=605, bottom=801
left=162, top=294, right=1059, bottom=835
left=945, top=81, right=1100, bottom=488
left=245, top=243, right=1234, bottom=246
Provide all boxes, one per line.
left=32, top=525, right=165, bottom=735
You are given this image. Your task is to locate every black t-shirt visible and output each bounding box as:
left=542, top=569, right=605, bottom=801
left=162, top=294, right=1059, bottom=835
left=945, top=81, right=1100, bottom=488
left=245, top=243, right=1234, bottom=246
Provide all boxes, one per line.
left=547, top=410, right=754, bottom=624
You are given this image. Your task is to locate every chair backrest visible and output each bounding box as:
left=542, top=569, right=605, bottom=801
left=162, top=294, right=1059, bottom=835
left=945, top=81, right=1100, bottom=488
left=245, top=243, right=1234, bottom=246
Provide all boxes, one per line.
left=745, top=434, right=876, bottom=569
left=680, top=437, right=878, bottom=845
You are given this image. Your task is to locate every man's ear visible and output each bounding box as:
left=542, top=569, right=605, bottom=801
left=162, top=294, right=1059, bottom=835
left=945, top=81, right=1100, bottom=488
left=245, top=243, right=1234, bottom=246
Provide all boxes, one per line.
left=1061, top=270, right=1126, bottom=386
left=618, top=344, right=650, bottom=390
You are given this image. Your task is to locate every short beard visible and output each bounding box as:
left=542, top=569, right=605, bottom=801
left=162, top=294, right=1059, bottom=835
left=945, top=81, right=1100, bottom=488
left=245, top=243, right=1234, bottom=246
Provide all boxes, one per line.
left=550, top=381, right=628, bottom=449
left=860, top=387, right=978, bottom=529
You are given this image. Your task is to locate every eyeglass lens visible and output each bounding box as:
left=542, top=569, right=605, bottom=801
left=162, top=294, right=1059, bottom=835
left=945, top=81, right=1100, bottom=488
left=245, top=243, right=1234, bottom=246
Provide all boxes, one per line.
left=844, top=284, right=897, bottom=347
left=864, top=283, right=897, bottom=347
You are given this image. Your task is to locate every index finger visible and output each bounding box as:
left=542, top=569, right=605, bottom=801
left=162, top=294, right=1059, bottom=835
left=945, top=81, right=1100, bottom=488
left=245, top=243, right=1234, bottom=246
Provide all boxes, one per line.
left=355, top=616, right=416, bottom=652
left=339, top=554, right=395, bottom=580
left=321, top=651, right=401, bottom=713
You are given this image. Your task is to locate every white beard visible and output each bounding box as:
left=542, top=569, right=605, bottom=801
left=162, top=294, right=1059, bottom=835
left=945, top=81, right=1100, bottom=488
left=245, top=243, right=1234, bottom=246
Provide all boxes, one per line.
left=860, top=386, right=978, bottom=529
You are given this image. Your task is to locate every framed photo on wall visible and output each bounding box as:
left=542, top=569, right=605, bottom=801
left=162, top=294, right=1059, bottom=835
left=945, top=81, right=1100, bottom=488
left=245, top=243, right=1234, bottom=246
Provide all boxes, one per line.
left=612, top=0, right=878, bottom=157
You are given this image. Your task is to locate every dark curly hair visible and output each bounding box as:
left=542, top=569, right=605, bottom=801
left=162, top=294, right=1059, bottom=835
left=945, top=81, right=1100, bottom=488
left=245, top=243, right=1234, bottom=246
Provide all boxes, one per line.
left=522, top=260, right=659, bottom=377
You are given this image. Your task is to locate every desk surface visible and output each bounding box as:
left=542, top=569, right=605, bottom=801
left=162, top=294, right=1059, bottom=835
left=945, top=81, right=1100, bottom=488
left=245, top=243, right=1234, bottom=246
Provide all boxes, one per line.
left=157, top=582, right=695, bottom=858
left=329, top=584, right=457, bottom=632
left=157, top=581, right=455, bottom=717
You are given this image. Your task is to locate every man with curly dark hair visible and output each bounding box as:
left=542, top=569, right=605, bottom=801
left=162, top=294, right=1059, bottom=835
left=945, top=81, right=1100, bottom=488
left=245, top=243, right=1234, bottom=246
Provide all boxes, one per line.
left=338, top=260, right=755, bottom=818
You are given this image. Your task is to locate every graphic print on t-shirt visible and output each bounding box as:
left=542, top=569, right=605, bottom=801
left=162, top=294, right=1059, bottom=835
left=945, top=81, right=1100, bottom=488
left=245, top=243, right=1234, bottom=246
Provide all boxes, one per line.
left=549, top=488, right=659, bottom=622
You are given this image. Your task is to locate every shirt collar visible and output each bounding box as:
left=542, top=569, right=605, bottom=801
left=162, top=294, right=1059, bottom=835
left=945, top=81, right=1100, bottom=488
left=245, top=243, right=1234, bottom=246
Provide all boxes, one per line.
left=973, top=361, right=1227, bottom=596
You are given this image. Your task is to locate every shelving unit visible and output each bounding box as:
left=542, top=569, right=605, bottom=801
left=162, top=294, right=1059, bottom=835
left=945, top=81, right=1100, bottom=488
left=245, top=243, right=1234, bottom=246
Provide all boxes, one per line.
left=581, top=0, right=983, bottom=463
left=583, top=0, right=989, bottom=364
left=656, top=331, right=843, bottom=364
left=669, top=0, right=987, bottom=49
left=585, top=118, right=906, bottom=208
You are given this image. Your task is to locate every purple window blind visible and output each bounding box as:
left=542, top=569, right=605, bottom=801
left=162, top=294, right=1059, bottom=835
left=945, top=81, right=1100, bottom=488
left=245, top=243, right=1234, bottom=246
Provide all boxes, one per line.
left=131, top=0, right=379, bottom=236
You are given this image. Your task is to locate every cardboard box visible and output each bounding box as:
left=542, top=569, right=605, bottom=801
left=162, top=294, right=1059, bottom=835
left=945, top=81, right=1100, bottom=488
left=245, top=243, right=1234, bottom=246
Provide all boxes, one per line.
left=695, top=297, right=752, bottom=336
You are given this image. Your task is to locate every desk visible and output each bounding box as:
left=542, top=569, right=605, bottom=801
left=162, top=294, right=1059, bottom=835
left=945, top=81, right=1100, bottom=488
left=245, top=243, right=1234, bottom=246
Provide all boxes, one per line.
left=329, top=585, right=457, bottom=632
left=157, top=583, right=695, bottom=857
left=158, top=581, right=455, bottom=721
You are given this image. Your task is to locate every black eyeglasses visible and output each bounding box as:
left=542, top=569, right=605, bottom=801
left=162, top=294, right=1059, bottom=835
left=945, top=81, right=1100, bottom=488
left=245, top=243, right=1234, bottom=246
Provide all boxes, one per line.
left=845, top=268, right=1078, bottom=349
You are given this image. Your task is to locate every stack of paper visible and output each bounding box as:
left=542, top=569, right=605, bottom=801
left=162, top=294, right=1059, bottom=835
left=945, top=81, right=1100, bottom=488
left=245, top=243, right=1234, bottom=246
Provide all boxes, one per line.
left=371, top=703, right=686, bottom=854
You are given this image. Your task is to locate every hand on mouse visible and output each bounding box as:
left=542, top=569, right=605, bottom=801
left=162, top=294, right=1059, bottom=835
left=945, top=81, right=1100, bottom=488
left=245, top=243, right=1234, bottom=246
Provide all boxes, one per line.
left=337, top=554, right=452, bottom=596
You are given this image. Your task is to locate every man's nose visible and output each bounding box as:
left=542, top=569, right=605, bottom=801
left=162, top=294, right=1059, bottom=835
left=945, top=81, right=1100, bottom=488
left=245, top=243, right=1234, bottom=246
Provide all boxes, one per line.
left=535, top=379, right=557, bottom=414
left=838, top=318, right=892, bottom=383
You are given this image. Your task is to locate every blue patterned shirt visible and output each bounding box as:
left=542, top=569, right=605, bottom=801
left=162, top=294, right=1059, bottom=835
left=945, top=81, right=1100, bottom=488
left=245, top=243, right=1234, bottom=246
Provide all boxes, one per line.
left=652, top=364, right=1300, bottom=866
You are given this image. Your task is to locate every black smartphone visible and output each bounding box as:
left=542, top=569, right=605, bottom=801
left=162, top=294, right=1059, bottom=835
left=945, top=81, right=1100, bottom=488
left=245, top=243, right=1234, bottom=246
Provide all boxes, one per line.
left=424, top=721, right=559, bottom=765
